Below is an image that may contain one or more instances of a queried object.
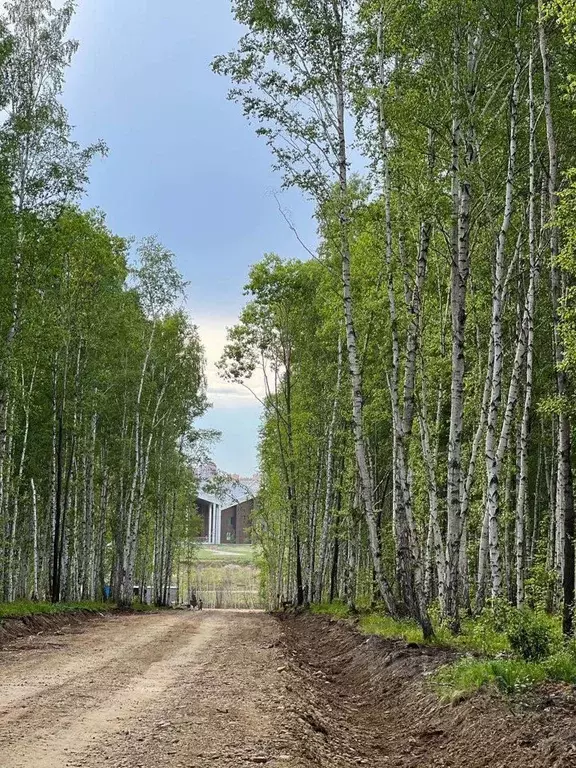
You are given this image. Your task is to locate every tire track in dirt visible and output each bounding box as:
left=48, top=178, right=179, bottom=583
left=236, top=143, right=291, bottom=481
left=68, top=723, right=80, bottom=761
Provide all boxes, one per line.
left=0, top=613, right=215, bottom=768
left=0, top=611, right=189, bottom=711
left=0, top=611, right=312, bottom=768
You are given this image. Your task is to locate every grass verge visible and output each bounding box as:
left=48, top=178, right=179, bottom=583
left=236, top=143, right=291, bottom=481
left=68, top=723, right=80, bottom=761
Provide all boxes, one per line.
left=194, top=544, right=258, bottom=565
left=434, top=651, right=576, bottom=699
left=0, top=600, right=111, bottom=618
left=0, top=599, right=162, bottom=619
left=309, top=601, right=576, bottom=697
left=310, top=602, right=511, bottom=654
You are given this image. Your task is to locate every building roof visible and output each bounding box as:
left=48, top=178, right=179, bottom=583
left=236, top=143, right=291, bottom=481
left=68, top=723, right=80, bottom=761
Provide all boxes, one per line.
left=196, top=465, right=260, bottom=508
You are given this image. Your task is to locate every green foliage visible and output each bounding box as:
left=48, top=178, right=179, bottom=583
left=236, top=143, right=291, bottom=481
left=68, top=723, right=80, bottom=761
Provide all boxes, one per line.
left=542, top=651, right=576, bottom=683
left=450, top=617, right=511, bottom=657
left=551, top=0, right=576, bottom=45
left=0, top=600, right=110, bottom=618
left=423, top=603, right=512, bottom=655
left=131, top=236, right=187, bottom=319
left=357, top=610, right=514, bottom=655
left=214, top=0, right=576, bottom=644
left=0, top=4, right=208, bottom=604
left=507, top=611, right=556, bottom=662
left=433, top=608, right=572, bottom=697
left=435, top=648, right=576, bottom=698
left=1, top=0, right=106, bottom=209
left=434, top=658, right=548, bottom=698
left=312, top=602, right=565, bottom=665
left=310, top=603, right=576, bottom=698
left=310, top=601, right=350, bottom=619
left=525, top=563, right=558, bottom=612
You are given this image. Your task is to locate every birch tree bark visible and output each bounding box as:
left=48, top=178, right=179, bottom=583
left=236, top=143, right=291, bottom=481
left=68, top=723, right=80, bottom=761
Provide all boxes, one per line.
left=445, top=24, right=476, bottom=625
left=515, top=52, right=539, bottom=608
left=485, top=21, right=521, bottom=599
left=538, top=0, right=575, bottom=633
left=315, top=336, right=343, bottom=602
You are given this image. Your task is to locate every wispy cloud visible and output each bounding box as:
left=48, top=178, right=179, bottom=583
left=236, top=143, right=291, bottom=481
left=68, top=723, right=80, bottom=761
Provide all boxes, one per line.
left=191, top=313, right=266, bottom=409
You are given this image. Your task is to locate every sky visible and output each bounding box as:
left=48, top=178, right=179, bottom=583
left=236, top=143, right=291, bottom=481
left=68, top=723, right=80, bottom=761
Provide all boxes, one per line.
left=61, top=1, right=316, bottom=477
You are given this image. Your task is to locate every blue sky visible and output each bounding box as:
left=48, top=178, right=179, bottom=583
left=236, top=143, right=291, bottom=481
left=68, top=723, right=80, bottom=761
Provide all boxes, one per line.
left=62, top=1, right=316, bottom=476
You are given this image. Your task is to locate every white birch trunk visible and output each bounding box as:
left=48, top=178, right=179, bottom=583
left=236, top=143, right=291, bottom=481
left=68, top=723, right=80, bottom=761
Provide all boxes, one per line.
left=445, top=26, right=465, bottom=623
left=515, top=52, right=538, bottom=607
left=485, top=27, right=521, bottom=598
left=120, top=323, right=156, bottom=605
left=538, top=0, right=575, bottom=632
left=315, top=336, right=342, bottom=602
left=335, top=13, right=396, bottom=615
left=30, top=477, right=39, bottom=600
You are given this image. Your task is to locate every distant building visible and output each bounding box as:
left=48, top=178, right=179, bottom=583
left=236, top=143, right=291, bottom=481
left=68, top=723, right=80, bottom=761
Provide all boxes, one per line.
left=195, top=469, right=259, bottom=545
left=220, top=497, right=256, bottom=545
left=196, top=490, right=223, bottom=544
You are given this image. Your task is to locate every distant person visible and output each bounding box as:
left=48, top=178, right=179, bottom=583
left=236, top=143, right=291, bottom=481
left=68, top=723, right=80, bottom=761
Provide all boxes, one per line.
left=198, top=598, right=203, bottom=611
left=190, top=593, right=198, bottom=610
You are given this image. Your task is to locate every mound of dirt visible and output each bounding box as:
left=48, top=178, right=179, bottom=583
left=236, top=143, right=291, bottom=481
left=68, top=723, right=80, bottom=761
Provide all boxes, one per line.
left=0, top=609, right=106, bottom=648
left=278, top=613, right=576, bottom=767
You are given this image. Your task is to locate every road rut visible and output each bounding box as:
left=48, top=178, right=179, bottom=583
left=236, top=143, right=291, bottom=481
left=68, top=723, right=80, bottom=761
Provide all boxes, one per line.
left=0, top=610, right=309, bottom=768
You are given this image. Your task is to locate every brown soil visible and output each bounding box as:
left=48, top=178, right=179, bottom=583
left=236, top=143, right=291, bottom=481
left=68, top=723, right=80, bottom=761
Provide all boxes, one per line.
left=279, top=613, right=576, bottom=768
left=0, top=609, right=308, bottom=768
left=1, top=609, right=575, bottom=768
left=0, top=609, right=107, bottom=647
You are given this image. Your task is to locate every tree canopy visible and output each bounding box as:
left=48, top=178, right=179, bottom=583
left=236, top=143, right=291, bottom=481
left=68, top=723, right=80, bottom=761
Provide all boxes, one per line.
left=0, top=0, right=208, bottom=606
left=218, top=0, right=576, bottom=637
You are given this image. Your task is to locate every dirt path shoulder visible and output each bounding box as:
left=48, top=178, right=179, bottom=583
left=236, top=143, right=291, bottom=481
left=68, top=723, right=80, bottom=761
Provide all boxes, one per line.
left=279, top=613, right=576, bottom=768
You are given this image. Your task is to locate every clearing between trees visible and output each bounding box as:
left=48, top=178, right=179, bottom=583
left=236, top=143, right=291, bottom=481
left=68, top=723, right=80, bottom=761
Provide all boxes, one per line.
left=0, top=610, right=574, bottom=768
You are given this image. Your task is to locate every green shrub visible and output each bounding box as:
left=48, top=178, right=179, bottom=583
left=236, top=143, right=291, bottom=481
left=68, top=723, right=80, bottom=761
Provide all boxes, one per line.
left=543, top=651, right=576, bottom=683
left=434, top=657, right=547, bottom=697
left=455, top=614, right=511, bottom=656
left=507, top=611, right=554, bottom=661
left=525, top=563, right=557, bottom=612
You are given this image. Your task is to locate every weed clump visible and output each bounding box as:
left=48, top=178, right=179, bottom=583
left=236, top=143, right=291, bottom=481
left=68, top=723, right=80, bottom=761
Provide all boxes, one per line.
left=507, top=611, right=554, bottom=661
left=309, top=601, right=350, bottom=619
left=435, top=657, right=547, bottom=698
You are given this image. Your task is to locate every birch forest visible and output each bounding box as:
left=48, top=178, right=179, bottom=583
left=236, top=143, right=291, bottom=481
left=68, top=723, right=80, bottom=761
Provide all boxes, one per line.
left=0, top=1, right=207, bottom=606
left=217, top=0, right=576, bottom=637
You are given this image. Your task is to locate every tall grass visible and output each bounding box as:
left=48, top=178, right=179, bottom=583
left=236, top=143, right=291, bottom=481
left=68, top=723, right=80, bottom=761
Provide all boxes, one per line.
left=310, top=601, right=349, bottom=619
left=310, top=601, right=576, bottom=696
left=0, top=600, right=111, bottom=619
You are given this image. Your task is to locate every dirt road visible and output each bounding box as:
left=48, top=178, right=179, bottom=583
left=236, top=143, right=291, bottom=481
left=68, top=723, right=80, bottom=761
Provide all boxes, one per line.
left=0, top=610, right=308, bottom=768
left=3, top=609, right=574, bottom=768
